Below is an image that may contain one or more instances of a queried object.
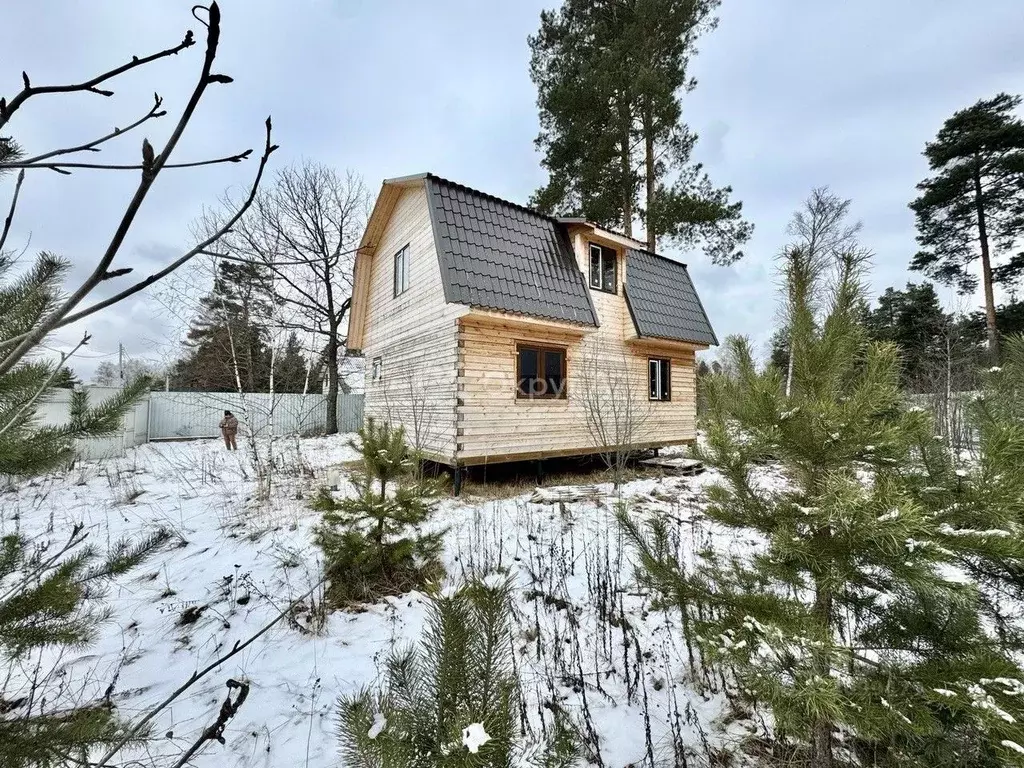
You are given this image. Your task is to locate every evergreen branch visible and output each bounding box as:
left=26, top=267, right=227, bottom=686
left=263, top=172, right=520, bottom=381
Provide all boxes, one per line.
left=0, top=170, right=24, bottom=255
left=0, top=30, right=196, bottom=131
left=5, top=94, right=167, bottom=168
left=0, top=332, right=89, bottom=440
left=92, top=574, right=325, bottom=767
left=3, top=148, right=254, bottom=174
left=0, top=524, right=87, bottom=605
left=0, top=2, right=245, bottom=377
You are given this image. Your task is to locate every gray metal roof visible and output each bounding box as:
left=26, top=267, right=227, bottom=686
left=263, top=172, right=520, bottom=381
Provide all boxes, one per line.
left=418, top=174, right=716, bottom=345
left=624, top=248, right=718, bottom=346
left=424, top=176, right=598, bottom=326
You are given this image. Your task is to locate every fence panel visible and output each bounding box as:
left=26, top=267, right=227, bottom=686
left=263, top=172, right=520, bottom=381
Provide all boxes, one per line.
left=149, top=392, right=364, bottom=440
left=337, top=393, right=364, bottom=433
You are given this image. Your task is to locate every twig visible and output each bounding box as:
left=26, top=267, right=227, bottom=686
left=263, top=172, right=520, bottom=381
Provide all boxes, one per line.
left=169, top=678, right=249, bottom=768
left=92, top=575, right=324, bottom=767
left=45, top=121, right=276, bottom=333
left=4, top=149, right=253, bottom=175
left=0, top=31, right=195, bottom=131
left=7, top=94, right=167, bottom=168
left=0, top=3, right=260, bottom=373
left=0, top=169, right=25, bottom=254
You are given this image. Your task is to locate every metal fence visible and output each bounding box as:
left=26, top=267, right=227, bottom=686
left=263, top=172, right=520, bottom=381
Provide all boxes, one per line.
left=38, top=387, right=364, bottom=458
left=148, top=391, right=364, bottom=439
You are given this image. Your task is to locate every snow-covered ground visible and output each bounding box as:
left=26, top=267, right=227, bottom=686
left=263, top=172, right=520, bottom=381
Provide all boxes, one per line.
left=2, top=435, right=764, bottom=767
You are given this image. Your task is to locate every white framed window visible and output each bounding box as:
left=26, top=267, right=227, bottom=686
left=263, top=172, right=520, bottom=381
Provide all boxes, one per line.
left=393, top=244, right=410, bottom=296
left=371, top=357, right=382, bottom=383
left=589, top=243, right=617, bottom=293
left=649, top=358, right=671, bottom=401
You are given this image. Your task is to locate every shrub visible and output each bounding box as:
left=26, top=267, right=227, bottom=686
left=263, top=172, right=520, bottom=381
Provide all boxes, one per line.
left=314, top=419, right=444, bottom=605
left=338, top=578, right=577, bottom=767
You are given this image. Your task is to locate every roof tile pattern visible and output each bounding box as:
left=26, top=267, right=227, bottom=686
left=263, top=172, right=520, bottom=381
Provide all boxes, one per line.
left=624, top=248, right=718, bottom=345
left=425, top=176, right=598, bottom=326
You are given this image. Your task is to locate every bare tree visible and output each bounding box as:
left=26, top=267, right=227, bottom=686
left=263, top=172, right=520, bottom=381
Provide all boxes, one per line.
left=780, top=187, right=862, bottom=396
left=197, top=161, right=369, bottom=433
left=580, top=348, right=651, bottom=488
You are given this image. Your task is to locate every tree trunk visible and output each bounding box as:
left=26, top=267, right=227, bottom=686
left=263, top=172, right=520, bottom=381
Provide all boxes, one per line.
left=643, top=100, right=656, bottom=253
left=811, top=579, right=834, bottom=768
left=620, top=102, right=633, bottom=238
left=325, top=331, right=339, bottom=434
left=973, top=162, right=999, bottom=362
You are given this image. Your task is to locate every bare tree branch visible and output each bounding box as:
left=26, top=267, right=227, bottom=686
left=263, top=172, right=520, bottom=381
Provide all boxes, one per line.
left=7, top=94, right=167, bottom=168
left=0, top=31, right=196, bottom=131
left=0, top=169, right=24, bottom=255
left=3, top=148, right=253, bottom=175
left=0, top=2, right=257, bottom=375
left=92, top=576, right=325, bottom=768
left=34, top=122, right=276, bottom=336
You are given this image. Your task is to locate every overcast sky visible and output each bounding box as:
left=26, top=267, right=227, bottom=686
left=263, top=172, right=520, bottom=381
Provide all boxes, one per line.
left=2, top=1, right=1021, bottom=380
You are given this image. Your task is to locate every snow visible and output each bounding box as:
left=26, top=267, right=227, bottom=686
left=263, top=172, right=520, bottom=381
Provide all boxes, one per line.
left=461, top=722, right=490, bottom=753
left=367, top=713, right=387, bottom=740
left=1003, top=740, right=1024, bottom=754
left=3, top=435, right=745, bottom=767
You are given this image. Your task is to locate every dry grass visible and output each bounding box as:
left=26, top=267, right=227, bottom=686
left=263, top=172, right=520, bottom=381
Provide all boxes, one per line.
left=457, top=459, right=666, bottom=501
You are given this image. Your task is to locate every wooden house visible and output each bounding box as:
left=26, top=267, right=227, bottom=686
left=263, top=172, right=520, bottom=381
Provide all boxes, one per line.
left=346, top=173, right=717, bottom=483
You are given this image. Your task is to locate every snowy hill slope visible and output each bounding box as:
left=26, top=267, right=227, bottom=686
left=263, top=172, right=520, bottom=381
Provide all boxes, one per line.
left=2, top=436, right=766, bottom=767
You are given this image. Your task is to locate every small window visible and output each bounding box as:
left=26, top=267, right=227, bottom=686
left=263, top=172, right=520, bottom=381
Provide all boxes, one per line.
left=517, top=344, right=567, bottom=399
left=371, top=357, right=382, bottom=382
left=649, top=358, right=671, bottom=401
left=589, top=243, right=617, bottom=293
left=393, top=245, right=410, bottom=296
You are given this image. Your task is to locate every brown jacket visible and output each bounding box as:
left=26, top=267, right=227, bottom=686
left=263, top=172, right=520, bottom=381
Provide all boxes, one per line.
left=219, top=415, right=239, bottom=434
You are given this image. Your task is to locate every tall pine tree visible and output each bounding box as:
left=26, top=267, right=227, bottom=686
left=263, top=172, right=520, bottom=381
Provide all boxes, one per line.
left=172, top=259, right=276, bottom=392
left=910, top=93, right=1024, bottom=360
left=530, top=0, right=752, bottom=261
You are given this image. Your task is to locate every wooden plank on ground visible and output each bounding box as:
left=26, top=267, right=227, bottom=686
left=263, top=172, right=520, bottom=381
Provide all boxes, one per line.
left=637, top=457, right=706, bottom=475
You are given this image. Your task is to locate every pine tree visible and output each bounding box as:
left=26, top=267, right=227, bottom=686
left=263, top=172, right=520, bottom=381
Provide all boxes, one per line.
left=338, top=578, right=577, bottom=767
left=175, top=258, right=275, bottom=392
left=910, top=93, right=1024, bottom=360
left=529, top=0, right=752, bottom=261
left=0, top=526, right=169, bottom=767
left=0, top=255, right=167, bottom=764
left=274, top=332, right=311, bottom=394
left=864, top=282, right=952, bottom=390
left=622, top=248, right=1024, bottom=766
left=314, top=419, right=444, bottom=605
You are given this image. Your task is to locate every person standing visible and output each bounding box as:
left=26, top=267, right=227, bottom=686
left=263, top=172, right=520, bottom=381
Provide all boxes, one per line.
left=219, top=410, right=239, bottom=451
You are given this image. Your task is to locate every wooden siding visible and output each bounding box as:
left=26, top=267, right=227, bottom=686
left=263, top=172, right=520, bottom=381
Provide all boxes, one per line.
left=455, top=228, right=699, bottom=463
left=360, top=184, right=463, bottom=462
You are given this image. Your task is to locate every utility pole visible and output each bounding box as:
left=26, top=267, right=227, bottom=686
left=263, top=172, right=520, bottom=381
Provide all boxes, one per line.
left=118, top=342, right=124, bottom=387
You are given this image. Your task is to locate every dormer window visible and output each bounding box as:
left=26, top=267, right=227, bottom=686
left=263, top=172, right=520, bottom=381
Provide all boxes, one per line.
left=589, top=243, right=617, bottom=294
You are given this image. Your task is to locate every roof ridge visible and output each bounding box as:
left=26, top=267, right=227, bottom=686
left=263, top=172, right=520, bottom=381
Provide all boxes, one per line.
left=426, top=173, right=558, bottom=224
left=625, top=244, right=689, bottom=270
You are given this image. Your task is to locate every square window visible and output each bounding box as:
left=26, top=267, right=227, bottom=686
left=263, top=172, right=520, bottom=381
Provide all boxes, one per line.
left=589, top=243, right=617, bottom=293
left=517, top=345, right=567, bottom=399
left=393, top=245, right=410, bottom=296
left=649, top=358, right=671, bottom=401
